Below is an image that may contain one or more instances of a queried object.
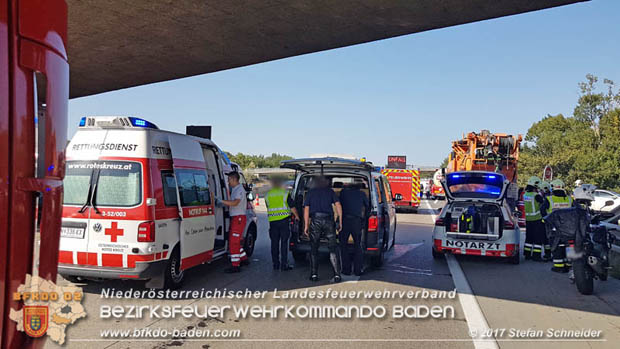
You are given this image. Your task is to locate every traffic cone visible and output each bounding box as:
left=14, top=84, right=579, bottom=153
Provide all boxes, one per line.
left=255, top=195, right=260, bottom=206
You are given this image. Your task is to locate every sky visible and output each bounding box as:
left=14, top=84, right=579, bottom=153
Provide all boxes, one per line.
left=67, top=0, right=620, bottom=167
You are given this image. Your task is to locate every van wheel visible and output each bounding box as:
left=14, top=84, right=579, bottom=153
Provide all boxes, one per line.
left=243, top=224, right=257, bottom=257
left=371, top=238, right=386, bottom=267
left=371, top=248, right=385, bottom=267
left=164, top=247, right=184, bottom=290
left=432, top=247, right=443, bottom=259
left=293, top=251, right=307, bottom=263
left=390, top=226, right=396, bottom=250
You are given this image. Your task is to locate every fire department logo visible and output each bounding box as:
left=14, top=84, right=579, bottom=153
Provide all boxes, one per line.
left=9, top=274, right=86, bottom=344
left=23, top=306, right=48, bottom=337
left=93, top=223, right=102, bottom=232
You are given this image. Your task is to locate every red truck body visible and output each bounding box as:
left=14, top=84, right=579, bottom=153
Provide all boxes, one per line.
left=381, top=169, right=420, bottom=212
left=1, top=1, right=68, bottom=347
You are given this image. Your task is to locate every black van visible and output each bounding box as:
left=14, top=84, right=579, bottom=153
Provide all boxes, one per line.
left=281, top=157, right=401, bottom=266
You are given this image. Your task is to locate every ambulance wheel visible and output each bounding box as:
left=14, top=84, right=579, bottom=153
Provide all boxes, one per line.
left=573, top=258, right=594, bottom=295
left=432, top=247, right=443, bottom=259
left=164, top=247, right=184, bottom=290
left=244, top=224, right=257, bottom=257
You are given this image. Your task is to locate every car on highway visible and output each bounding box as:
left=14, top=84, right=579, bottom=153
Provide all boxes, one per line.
left=432, top=171, right=520, bottom=264
left=591, top=189, right=620, bottom=214
left=281, top=157, right=400, bottom=267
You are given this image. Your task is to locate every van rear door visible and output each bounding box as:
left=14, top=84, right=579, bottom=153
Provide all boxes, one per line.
left=168, top=134, right=216, bottom=270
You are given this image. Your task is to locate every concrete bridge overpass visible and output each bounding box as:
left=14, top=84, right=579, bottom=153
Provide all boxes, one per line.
left=67, top=0, right=586, bottom=98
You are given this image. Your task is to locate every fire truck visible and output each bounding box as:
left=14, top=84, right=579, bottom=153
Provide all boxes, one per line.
left=381, top=168, right=421, bottom=212
left=446, top=130, right=524, bottom=225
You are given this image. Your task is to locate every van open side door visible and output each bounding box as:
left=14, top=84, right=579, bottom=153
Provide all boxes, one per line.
left=168, top=135, right=216, bottom=270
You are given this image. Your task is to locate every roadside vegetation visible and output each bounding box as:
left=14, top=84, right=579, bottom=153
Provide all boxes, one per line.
left=225, top=152, right=293, bottom=169
left=519, top=74, right=620, bottom=192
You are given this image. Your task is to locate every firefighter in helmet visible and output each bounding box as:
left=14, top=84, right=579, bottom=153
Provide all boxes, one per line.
left=547, top=179, right=574, bottom=272
left=523, top=176, right=547, bottom=261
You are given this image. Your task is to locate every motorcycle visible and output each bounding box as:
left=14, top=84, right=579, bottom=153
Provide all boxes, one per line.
left=546, top=199, right=618, bottom=295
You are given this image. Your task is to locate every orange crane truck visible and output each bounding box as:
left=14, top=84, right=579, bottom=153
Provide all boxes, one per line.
left=446, top=130, right=524, bottom=225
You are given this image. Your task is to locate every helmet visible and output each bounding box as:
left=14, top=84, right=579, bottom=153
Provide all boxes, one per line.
left=527, top=176, right=541, bottom=188
left=573, top=184, right=596, bottom=201
left=541, top=181, right=552, bottom=192
left=551, top=179, right=564, bottom=190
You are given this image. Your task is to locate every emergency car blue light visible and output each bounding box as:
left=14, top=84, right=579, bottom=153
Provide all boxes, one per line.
left=450, top=174, right=461, bottom=178
left=79, top=117, right=86, bottom=127
left=486, top=175, right=497, bottom=179
left=128, top=117, right=159, bottom=129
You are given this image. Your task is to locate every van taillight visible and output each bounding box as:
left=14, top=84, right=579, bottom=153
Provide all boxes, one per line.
left=368, top=216, right=378, bottom=232
left=138, top=221, right=155, bottom=242
left=435, top=218, right=444, bottom=226
left=504, top=220, right=515, bottom=229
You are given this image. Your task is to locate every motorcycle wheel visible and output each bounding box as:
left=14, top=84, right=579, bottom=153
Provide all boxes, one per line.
left=573, top=258, right=594, bottom=295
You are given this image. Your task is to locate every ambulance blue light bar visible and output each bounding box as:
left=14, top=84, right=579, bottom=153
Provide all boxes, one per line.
left=128, top=117, right=158, bottom=129
left=78, top=116, right=159, bottom=129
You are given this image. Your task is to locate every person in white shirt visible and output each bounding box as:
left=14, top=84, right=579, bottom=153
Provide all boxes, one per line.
left=216, top=172, right=249, bottom=273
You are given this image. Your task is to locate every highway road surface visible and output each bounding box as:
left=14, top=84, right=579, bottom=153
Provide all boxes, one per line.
left=46, top=199, right=620, bottom=349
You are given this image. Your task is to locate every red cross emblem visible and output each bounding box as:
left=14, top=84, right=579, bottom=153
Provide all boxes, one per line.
left=104, top=222, right=124, bottom=242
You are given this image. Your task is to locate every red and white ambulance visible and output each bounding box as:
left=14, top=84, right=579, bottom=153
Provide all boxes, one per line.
left=58, top=116, right=257, bottom=288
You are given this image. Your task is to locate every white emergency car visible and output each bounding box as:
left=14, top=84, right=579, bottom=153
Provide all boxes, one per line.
left=432, top=171, right=520, bottom=264
left=58, top=116, right=257, bottom=288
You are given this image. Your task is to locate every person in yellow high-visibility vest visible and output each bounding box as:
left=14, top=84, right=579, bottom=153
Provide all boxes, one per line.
left=265, top=176, right=299, bottom=271
left=547, top=179, right=574, bottom=273
left=523, top=176, right=547, bottom=261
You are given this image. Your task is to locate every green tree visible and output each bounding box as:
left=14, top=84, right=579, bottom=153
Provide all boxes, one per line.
left=225, top=152, right=293, bottom=169
left=440, top=156, right=450, bottom=168
left=520, top=75, right=620, bottom=192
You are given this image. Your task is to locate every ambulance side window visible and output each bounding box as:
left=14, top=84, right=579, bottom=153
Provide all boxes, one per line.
left=161, top=171, right=178, bottom=206
left=176, top=169, right=211, bottom=206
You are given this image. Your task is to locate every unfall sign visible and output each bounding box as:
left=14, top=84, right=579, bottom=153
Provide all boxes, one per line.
left=387, top=155, right=406, bottom=169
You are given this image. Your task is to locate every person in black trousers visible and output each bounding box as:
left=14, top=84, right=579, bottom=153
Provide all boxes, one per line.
left=339, top=181, right=369, bottom=276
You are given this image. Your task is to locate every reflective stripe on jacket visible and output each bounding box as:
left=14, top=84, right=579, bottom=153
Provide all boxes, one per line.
left=547, top=194, right=573, bottom=213
left=265, top=188, right=291, bottom=222
left=523, top=191, right=542, bottom=221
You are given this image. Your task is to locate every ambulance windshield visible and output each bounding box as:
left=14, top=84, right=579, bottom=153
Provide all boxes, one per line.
left=64, top=161, right=142, bottom=207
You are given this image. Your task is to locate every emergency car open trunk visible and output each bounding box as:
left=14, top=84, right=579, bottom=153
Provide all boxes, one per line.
left=443, top=202, right=505, bottom=239
left=441, top=171, right=509, bottom=240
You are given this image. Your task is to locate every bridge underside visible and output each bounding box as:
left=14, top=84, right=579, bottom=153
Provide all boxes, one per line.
left=68, top=0, right=585, bottom=98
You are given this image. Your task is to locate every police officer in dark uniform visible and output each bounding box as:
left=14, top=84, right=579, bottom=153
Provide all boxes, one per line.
left=303, top=176, right=343, bottom=283
left=339, top=181, right=369, bottom=276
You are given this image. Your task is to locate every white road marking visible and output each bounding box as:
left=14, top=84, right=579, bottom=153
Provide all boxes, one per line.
left=446, top=254, right=498, bottom=349
left=423, top=200, right=498, bottom=349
